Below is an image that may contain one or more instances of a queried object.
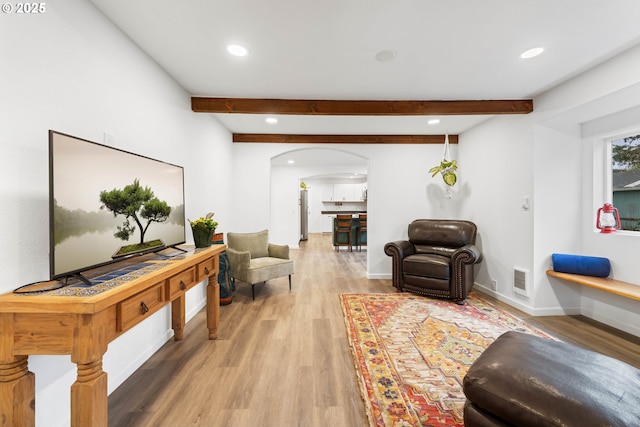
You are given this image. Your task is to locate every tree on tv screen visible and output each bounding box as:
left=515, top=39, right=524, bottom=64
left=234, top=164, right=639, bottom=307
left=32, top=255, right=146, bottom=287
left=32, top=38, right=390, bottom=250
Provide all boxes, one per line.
left=99, top=178, right=171, bottom=245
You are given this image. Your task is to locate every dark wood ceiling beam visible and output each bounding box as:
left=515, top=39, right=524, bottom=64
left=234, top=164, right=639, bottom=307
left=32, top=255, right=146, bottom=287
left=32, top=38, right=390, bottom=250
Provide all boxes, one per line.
left=232, top=134, right=458, bottom=144
left=192, top=97, right=533, bottom=115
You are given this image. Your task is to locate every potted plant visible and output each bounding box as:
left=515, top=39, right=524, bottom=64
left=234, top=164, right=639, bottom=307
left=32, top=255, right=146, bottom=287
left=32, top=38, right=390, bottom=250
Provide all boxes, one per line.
left=428, top=133, right=458, bottom=198
left=189, top=212, right=218, bottom=248
left=428, top=159, right=457, bottom=186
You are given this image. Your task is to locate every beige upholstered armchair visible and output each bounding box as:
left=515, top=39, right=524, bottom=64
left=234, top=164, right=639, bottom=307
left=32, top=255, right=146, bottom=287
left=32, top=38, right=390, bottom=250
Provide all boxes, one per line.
left=226, top=230, right=294, bottom=300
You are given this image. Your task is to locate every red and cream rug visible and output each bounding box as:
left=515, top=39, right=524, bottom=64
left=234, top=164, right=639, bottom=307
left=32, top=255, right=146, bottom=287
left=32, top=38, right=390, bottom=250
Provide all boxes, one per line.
left=340, top=292, right=553, bottom=427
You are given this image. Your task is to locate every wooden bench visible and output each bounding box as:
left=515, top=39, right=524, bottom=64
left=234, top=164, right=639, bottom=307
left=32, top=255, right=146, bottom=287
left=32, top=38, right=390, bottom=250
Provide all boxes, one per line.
left=546, top=270, right=640, bottom=302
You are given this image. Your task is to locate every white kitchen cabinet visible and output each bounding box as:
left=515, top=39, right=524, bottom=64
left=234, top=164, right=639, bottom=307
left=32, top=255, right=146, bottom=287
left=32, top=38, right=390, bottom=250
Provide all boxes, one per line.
left=333, top=184, right=347, bottom=201
left=322, top=184, right=334, bottom=201
left=332, top=183, right=364, bottom=201
left=322, top=214, right=334, bottom=233
left=347, top=183, right=363, bottom=201
left=322, top=183, right=367, bottom=202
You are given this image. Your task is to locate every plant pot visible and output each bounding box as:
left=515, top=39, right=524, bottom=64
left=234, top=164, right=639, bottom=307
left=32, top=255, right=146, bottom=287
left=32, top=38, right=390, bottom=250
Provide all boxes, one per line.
left=192, top=226, right=215, bottom=248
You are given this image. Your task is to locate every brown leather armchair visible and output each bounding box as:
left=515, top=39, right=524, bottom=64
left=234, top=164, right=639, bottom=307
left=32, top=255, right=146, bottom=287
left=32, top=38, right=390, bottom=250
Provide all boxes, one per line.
left=384, top=219, right=481, bottom=304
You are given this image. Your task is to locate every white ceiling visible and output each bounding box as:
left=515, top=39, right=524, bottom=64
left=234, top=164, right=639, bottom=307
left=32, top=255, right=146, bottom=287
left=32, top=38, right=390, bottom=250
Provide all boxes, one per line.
left=90, top=0, right=640, bottom=136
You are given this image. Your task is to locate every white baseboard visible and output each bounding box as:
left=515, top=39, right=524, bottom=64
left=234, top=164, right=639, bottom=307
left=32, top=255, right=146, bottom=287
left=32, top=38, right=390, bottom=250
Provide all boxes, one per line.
left=108, top=291, right=208, bottom=395
left=107, top=324, right=174, bottom=394
left=477, top=284, right=640, bottom=338
left=367, top=272, right=391, bottom=279
left=187, top=298, right=207, bottom=321
left=474, top=284, right=581, bottom=316
left=581, top=307, right=640, bottom=337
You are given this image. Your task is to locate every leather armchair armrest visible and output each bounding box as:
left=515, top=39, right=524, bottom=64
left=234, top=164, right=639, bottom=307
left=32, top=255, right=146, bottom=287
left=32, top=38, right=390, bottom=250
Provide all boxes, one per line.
left=268, top=243, right=290, bottom=260
left=450, top=244, right=482, bottom=302
left=452, top=244, right=482, bottom=265
left=226, top=248, right=251, bottom=280
left=384, top=240, right=415, bottom=260
left=384, top=240, right=415, bottom=290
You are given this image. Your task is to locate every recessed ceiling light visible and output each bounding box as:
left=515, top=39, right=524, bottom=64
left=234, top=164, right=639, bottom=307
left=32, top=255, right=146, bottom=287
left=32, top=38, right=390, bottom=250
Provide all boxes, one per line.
left=428, top=119, right=440, bottom=125
left=266, top=117, right=278, bottom=124
left=227, top=44, right=248, bottom=57
left=375, top=50, right=397, bottom=62
left=520, top=47, right=544, bottom=59
left=287, top=160, right=295, bottom=164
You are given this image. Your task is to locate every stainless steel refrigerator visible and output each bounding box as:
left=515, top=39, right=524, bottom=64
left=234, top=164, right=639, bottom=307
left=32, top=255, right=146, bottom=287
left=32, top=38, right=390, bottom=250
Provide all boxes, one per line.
left=300, top=189, right=308, bottom=241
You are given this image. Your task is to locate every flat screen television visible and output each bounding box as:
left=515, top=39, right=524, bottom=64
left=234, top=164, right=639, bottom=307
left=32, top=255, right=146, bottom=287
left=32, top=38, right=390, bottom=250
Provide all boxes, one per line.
left=49, top=130, right=186, bottom=282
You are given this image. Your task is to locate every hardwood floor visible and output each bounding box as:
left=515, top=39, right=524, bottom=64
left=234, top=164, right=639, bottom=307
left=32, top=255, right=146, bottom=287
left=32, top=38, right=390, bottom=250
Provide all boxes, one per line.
left=108, top=233, right=640, bottom=426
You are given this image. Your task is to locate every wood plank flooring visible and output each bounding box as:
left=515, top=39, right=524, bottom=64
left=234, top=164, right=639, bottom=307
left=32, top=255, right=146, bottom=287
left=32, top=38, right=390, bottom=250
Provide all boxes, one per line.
left=108, top=233, right=640, bottom=427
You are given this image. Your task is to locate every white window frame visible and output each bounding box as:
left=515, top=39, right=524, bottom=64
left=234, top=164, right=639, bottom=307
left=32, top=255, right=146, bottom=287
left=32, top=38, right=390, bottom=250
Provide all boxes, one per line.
left=603, top=130, right=640, bottom=235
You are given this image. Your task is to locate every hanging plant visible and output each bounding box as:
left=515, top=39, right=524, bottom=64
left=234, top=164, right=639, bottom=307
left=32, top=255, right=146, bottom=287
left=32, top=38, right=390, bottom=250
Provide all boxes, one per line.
left=428, top=133, right=457, bottom=186
left=429, top=159, right=457, bottom=186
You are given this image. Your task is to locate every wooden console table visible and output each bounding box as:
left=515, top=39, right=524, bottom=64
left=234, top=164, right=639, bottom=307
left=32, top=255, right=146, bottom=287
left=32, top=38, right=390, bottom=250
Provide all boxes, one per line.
left=0, top=244, right=225, bottom=427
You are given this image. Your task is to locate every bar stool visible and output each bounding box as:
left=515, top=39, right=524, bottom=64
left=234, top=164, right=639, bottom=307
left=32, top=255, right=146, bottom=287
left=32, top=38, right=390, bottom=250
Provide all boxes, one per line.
left=335, top=214, right=353, bottom=251
left=356, top=213, right=367, bottom=251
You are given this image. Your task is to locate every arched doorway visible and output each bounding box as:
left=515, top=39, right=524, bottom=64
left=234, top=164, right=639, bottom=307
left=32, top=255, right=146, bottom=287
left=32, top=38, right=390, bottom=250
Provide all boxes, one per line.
left=269, top=147, right=368, bottom=252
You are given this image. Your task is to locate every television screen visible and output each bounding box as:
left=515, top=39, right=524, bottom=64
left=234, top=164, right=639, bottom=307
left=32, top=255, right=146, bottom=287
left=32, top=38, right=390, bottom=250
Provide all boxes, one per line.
left=49, top=130, right=186, bottom=280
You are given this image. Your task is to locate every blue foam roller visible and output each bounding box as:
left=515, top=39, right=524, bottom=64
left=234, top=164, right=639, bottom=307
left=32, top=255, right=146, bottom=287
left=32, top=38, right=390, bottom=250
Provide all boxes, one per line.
left=551, top=253, right=611, bottom=277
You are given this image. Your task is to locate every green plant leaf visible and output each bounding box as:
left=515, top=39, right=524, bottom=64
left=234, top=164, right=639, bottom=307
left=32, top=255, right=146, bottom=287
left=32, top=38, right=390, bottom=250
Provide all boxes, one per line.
left=443, top=172, right=457, bottom=186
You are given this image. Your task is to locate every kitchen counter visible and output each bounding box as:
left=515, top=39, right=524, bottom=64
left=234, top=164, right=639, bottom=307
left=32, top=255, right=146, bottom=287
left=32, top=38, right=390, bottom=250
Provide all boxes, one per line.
left=332, top=216, right=366, bottom=250
left=321, top=210, right=367, bottom=215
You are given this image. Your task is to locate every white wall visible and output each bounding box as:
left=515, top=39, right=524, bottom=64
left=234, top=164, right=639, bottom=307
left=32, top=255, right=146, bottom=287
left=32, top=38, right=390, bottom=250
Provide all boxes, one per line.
left=531, top=124, right=583, bottom=314
left=576, top=102, right=640, bottom=336
left=458, top=114, right=535, bottom=312
left=0, top=2, right=232, bottom=426
left=230, top=143, right=461, bottom=278
left=537, top=45, right=640, bottom=336
left=459, top=44, right=640, bottom=335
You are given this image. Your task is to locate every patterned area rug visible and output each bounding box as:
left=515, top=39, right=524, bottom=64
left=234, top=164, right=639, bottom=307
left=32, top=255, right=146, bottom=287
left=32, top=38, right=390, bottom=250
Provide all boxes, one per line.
left=340, top=292, right=554, bottom=427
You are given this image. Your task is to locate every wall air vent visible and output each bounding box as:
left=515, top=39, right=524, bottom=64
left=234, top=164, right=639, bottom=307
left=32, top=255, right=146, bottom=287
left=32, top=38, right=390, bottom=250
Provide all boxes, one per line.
left=513, top=267, right=529, bottom=297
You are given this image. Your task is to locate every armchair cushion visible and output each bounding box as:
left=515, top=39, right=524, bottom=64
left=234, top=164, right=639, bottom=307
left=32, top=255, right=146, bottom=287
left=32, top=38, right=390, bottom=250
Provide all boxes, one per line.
left=247, top=257, right=294, bottom=284
left=404, top=254, right=450, bottom=279
left=227, top=229, right=269, bottom=258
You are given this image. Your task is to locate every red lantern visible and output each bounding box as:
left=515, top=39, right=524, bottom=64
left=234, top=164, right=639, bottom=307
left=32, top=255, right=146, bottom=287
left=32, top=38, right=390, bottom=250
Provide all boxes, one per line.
left=596, top=203, right=620, bottom=233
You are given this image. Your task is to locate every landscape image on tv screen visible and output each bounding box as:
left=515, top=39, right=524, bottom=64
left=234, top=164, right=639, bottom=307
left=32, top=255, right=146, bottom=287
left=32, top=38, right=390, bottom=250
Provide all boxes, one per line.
left=49, top=131, right=185, bottom=279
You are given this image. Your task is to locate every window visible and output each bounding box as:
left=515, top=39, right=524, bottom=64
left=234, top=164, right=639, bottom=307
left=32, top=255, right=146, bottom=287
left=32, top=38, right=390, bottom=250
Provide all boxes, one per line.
left=611, top=133, right=640, bottom=231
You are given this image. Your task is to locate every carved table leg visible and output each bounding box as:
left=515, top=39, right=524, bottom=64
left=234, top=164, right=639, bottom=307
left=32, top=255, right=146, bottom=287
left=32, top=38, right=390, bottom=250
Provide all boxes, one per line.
left=206, top=267, right=220, bottom=340
left=70, top=312, right=108, bottom=427
left=70, top=359, right=108, bottom=427
left=171, top=296, right=186, bottom=341
left=0, top=356, right=35, bottom=427
left=1, top=312, right=35, bottom=427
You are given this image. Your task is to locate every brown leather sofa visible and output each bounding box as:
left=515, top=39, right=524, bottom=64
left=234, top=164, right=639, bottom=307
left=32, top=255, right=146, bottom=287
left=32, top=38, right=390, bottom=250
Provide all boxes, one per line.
left=463, top=331, right=640, bottom=427
left=384, top=219, right=482, bottom=304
